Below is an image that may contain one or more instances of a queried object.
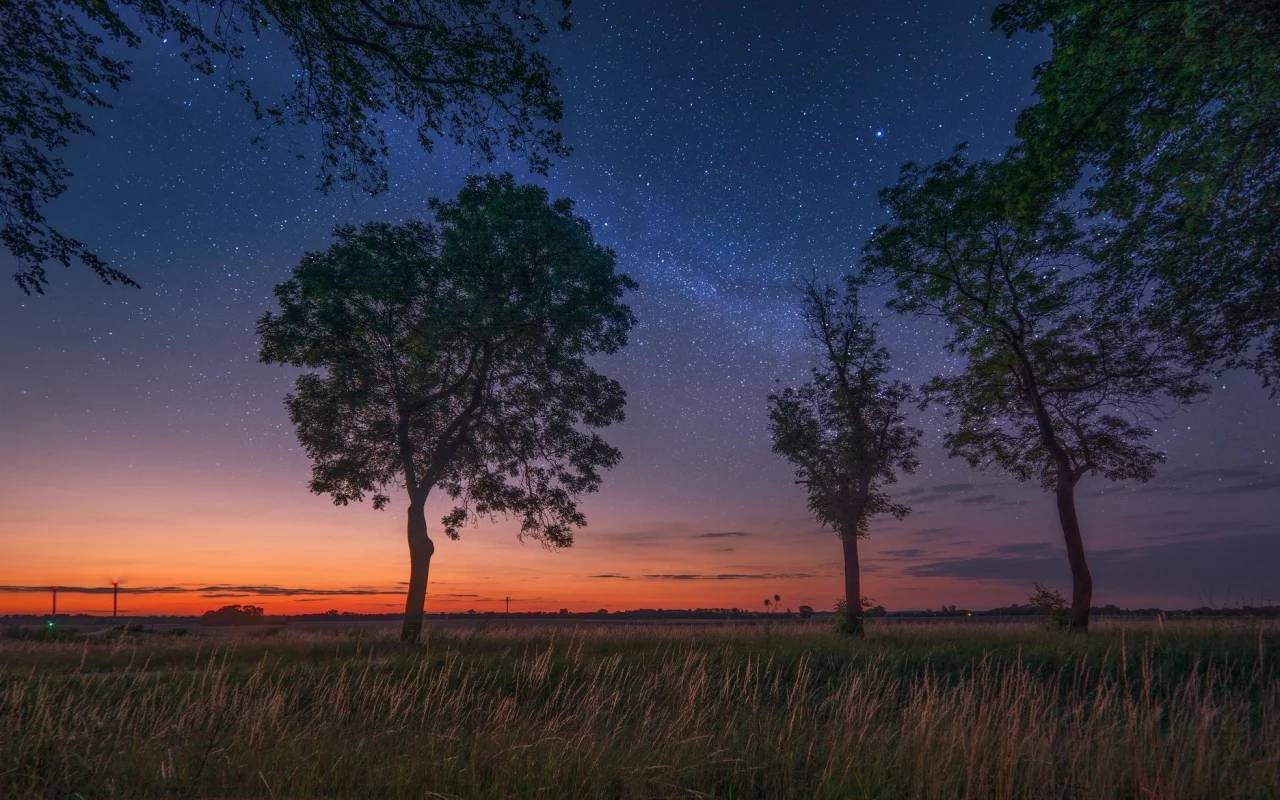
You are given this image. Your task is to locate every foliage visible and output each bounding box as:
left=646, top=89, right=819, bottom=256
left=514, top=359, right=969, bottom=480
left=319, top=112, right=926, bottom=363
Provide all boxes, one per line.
left=995, top=0, right=1280, bottom=390
left=768, top=277, right=920, bottom=538
left=862, top=149, right=1204, bottom=631
left=259, top=174, right=634, bottom=543
left=863, top=149, right=1204, bottom=492
left=1, top=0, right=571, bottom=293
left=259, top=175, right=633, bottom=640
left=769, top=278, right=919, bottom=637
left=831, top=596, right=883, bottom=631
left=1027, top=583, right=1070, bottom=631
left=1, top=1, right=141, bottom=292
left=200, top=604, right=267, bottom=626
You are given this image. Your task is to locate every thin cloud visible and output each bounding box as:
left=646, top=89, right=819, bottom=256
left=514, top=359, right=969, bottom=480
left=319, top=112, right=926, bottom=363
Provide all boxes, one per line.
left=897, top=482, right=984, bottom=503
left=902, top=532, right=1280, bottom=598
left=955, top=493, right=1002, bottom=505
left=994, top=542, right=1055, bottom=555
left=587, top=573, right=630, bottom=579
left=0, top=584, right=403, bottom=597
left=584, top=531, right=667, bottom=549
left=1099, top=463, right=1279, bottom=497
left=1196, top=477, right=1280, bottom=496
left=879, top=549, right=927, bottom=560
left=1140, top=519, right=1270, bottom=542
left=693, top=531, right=753, bottom=539
left=641, top=573, right=815, bottom=581
left=913, top=526, right=966, bottom=540
left=897, top=481, right=1030, bottom=508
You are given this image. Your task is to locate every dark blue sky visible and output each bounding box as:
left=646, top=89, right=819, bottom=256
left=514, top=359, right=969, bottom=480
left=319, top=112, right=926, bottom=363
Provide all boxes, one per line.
left=2, top=0, right=1277, bottom=612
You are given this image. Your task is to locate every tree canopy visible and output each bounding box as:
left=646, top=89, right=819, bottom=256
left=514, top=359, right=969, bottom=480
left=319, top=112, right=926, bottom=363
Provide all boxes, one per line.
left=258, top=174, right=635, bottom=639
left=995, top=0, right=1280, bottom=389
left=2, top=0, right=572, bottom=293
left=862, top=150, right=1204, bottom=629
left=769, top=278, right=919, bottom=537
left=768, top=277, right=920, bottom=634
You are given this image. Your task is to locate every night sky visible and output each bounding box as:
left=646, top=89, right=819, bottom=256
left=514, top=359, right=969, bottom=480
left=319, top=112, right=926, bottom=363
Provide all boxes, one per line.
left=2, top=0, right=1277, bottom=616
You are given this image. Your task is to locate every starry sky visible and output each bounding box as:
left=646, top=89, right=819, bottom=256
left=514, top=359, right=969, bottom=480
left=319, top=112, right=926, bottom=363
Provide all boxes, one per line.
left=2, top=0, right=1277, bottom=616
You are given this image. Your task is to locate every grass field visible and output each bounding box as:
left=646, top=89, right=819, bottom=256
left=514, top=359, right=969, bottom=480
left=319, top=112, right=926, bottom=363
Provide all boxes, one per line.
left=2, top=619, right=1278, bottom=798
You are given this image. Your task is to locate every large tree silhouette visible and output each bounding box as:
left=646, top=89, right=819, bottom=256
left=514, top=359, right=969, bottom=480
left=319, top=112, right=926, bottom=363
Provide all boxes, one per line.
left=768, top=278, right=920, bottom=636
left=995, top=0, right=1280, bottom=391
left=259, top=174, right=635, bottom=641
left=862, top=151, right=1203, bottom=631
left=2, top=0, right=571, bottom=293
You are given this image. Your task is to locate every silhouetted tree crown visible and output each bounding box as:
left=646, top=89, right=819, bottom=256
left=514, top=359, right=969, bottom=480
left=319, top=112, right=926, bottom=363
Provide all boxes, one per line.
left=863, top=151, right=1204, bottom=490
left=768, top=277, right=919, bottom=637
left=995, top=0, right=1280, bottom=390
left=768, top=278, right=920, bottom=537
left=2, top=0, right=572, bottom=293
left=200, top=604, right=267, bottom=625
left=861, top=149, right=1204, bottom=630
left=258, top=174, right=635, bottom=546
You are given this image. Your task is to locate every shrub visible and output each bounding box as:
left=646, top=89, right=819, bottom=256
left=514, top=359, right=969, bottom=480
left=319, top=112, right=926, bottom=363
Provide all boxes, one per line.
left=1029, top=583, right=1071, bottom=631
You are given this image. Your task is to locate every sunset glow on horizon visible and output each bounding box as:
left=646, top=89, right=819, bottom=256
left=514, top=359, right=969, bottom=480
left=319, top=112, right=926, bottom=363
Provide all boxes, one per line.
left=4, top=425, right=1275, bottom=617
left=0, top=450, right=1018, bottom=616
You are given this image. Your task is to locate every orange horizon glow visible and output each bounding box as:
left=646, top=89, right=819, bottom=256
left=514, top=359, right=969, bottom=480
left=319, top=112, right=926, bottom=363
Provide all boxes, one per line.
left=3, top=413, right=1218, bottom=619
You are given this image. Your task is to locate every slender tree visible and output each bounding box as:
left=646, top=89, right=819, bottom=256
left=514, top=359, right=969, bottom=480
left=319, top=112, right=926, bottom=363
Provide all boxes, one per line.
left=768, top=277, right=920, bottom=636
left=862, top=151, right=1204, bottom=631
left=3, top=0, right=572, bottom=293
left=994, top=0, right=1280, bottom=390
left=259, top=174, right=635, bottom=641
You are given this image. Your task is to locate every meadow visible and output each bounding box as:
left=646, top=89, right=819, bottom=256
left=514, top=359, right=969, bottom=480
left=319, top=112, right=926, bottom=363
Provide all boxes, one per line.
left=2, top=619, right=1278, bottom=799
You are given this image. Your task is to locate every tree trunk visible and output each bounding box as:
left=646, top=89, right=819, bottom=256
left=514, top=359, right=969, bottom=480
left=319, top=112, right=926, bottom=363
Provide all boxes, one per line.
left=1055, top=478, right=1092, bottom=633
left=401, top=502, right=435, bottom=642
left=841, top=530, right=864, bottom=637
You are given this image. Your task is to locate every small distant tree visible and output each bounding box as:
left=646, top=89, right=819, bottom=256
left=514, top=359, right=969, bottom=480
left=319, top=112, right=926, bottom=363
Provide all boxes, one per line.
left=201, top=604, right=267, bottom=626
left=769, top=278, right=921, bottom=637
left=862, top=150, right=1204, bottom=631
left=259, top=174, right=636, bottom=641
left=798, top=605, right=814, bottom=619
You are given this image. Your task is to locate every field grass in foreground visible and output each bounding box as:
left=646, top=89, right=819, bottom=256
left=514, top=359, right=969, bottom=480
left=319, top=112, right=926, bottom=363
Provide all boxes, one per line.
left=2, top=620, right=1278, bottom=798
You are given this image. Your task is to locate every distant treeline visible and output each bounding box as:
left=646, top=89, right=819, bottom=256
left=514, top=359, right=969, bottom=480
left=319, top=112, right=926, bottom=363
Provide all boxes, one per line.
left=7, top=605, right=1280, bottom=627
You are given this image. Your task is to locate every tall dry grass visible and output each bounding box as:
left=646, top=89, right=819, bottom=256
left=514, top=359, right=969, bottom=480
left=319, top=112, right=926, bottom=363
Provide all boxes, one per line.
left=2, top=620, right=1277, bottom=798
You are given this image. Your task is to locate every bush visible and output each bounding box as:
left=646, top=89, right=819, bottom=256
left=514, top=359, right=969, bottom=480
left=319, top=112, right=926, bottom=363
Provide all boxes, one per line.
left=831, top=597, right=878, bottom=636
left=1028, top=583, right=1070, bottom=631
